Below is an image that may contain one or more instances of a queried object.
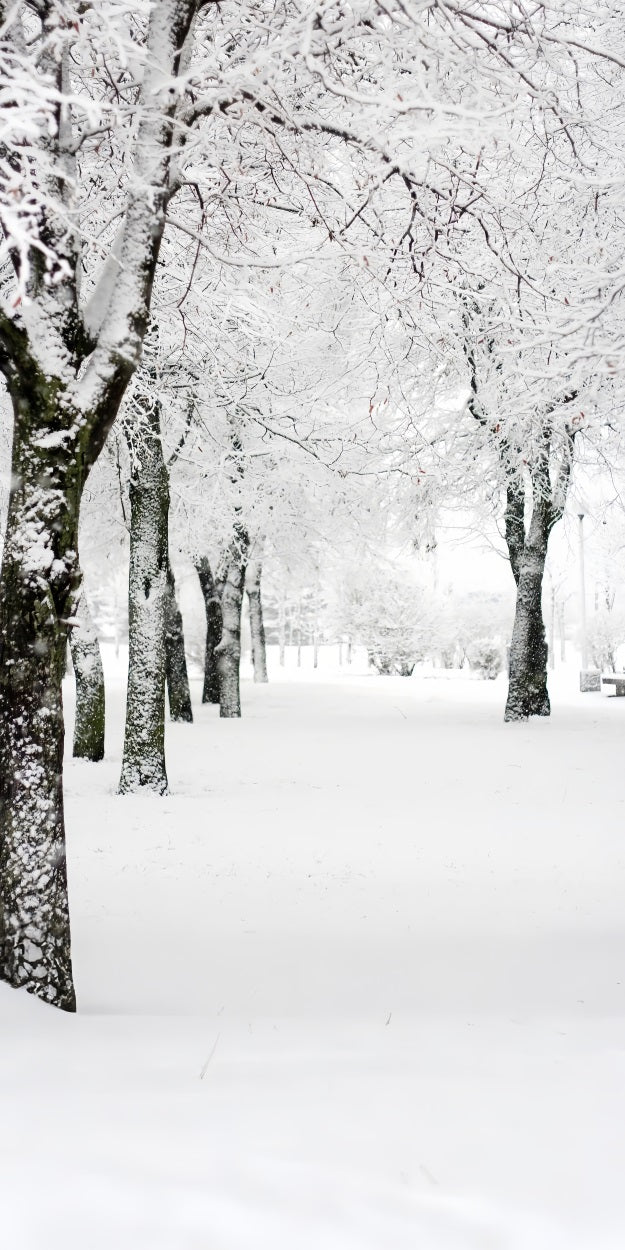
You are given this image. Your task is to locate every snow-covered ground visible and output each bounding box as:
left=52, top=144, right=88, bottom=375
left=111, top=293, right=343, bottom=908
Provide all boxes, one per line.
left=3, top=654, right=625, bottom=1249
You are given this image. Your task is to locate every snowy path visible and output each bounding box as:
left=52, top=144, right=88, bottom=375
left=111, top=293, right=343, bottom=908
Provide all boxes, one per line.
left=3, top=670, right=625, bottom=1248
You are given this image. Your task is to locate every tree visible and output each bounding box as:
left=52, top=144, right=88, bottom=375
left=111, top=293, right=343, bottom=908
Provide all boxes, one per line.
left=118, top=402, right=170, bottom=795
left=195, top=558, right=222, bottom=705
left=0, top=0, right=209, bottom=1008
left=164, top=563, right=193, bottom=723
left=69, top=583, right=106, bottom=762
left=246, top=551, right=269, bottom=684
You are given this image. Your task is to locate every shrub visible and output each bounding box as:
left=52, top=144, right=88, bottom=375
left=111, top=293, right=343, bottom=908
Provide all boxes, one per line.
left=466, top=639, right=502, bottom=680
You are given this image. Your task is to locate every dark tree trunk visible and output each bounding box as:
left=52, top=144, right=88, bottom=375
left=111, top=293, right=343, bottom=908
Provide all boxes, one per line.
left=165, top=563, right=193, bottom=723
left=216, top=539, right=248, bottom=718
left=195, top=557, right=222, bottom=704
left=69, top=585, right=105, bottom=761
left=118, top=406, right=169, bottom=794
left=246, top=558, right=268, bottom=683
left=0, top=381, right=78, bottom=1011
left=502, top=427, right=576, bottom=722
left=504, top=478, right=551, bottom=723
left=505, top=547, right=550, bottom=721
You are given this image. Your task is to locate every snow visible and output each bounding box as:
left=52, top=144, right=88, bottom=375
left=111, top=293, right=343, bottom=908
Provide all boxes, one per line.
left=2, top=654, right=625, bottom=1248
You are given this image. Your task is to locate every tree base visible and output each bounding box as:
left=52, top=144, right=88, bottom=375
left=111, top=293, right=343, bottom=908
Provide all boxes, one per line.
left=74, top=741, right=105, bottom=762
left=504, top=691, right=551, bottom=722
left=118, top=767, right=168, bottom=795
left=0, top=971, right=76, bottom=1012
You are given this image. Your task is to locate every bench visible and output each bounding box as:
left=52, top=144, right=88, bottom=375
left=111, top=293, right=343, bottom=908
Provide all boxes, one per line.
left=602, top=676, right=625, bottom=696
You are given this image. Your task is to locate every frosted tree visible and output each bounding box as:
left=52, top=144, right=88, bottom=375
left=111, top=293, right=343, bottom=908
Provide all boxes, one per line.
left=0, top=0, right=216, bottom=1009
left=69, top=585, right=106, bottom=761
left=1, top=0, right=619, bottom=1009
left=368, top=2, right=625, bottom=720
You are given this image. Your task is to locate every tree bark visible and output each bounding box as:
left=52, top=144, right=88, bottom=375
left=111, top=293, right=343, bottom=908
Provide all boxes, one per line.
left=0, top=379, right=78, bottom=1011
left=500, top=421, right=579, bottom=724
left=118, top=407, right=169, bottom=794
left=165, top=563, right=193, bottom=723
left=195, top=557, right=222, bottom=704
left=69, top=585, right=105, bottom=761
left=504, top=478, right=551, bottom=722
left=246, top=558, right=268, bottom=683
left=505, top=547, right=550, bottom=721
left=216, top=540, right=248, bottom=718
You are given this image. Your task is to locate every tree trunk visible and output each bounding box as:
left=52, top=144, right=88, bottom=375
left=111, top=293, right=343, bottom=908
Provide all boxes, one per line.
left=246, top=559, right=268, bottom=683
left=0, top=387, right=78, bottom=1011
left=195, top=557, right=222, bottom=704
left=69, top=585, right=105, bottom=761
left=118, top=407, right=169, bottom=794
left=216, top=540, right=248, bottom=718
left=165, top=563, right=193, bottom=723
left=505, top=521, right=550, bottom=722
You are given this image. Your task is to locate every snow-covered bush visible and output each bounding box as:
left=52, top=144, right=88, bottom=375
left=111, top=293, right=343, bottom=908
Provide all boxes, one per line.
left=367, top=648, right=416, bottom=677
left=466, top=639, right=503, bottom=680
left=588, top=609, right=625, bottom=673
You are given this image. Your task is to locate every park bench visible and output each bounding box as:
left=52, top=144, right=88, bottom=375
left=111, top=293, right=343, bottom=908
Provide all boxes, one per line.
left=602, top=676, right=625, bottom=697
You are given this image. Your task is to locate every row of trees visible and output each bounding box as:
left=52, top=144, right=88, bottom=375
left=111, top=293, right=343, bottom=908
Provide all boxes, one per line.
left=1, top=0, right=624, bottom=1009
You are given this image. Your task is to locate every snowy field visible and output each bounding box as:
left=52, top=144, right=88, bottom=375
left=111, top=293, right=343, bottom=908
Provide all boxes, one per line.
left=3, top=654, right=625, bottom=1249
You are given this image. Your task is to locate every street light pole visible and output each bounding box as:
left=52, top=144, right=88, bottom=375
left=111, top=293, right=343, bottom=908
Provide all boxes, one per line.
left=578, top=512, right=588, bottom=670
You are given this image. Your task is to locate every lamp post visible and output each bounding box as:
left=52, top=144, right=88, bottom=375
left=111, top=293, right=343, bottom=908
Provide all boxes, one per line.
left=578, top=512, right=588, bottom=671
